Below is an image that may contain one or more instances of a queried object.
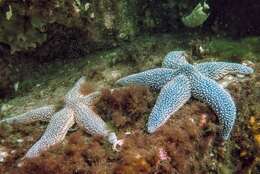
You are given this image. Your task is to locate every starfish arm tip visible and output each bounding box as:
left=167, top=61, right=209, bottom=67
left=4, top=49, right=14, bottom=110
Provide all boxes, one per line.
left=147, top=125, right=156, bottom=134
left=112, top=139, right=124, bottom=152
left=24, top=108, right=74, bottom=158
left=0, top=105, right=55, bottom=125
left=191, top=73, right=236, bottom=140
left=195, top=62, right=255, bottom=80
left=162, top=51, right=188, bottom=69
left=116, top=68, right=179, bottom=90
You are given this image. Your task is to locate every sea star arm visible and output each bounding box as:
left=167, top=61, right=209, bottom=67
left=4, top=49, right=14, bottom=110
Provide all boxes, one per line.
left=25, top=108, right=75, bottom=158
left=0, top=105, right=56, bottom=124
left=194, top=62, right=254, bottom=80
left=65, top=76, right=86, bottom=102
left=116, top=68, right=179, bottom=90
left=190, top=73, right=236, bottom=140
left=79, top=91, right=101, bottom=106
left=162, top=51, right=189, bottom=69
left=73, top=102, right=119, bottom=146
left=71, top=91, right=121, bottom=150
left=147, top=75, right=191, bottom=133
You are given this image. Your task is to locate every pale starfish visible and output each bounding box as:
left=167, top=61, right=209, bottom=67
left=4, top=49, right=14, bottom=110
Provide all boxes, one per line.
left=116, top=51, right=254, bottom=140
left=0, top=77, right=122, bottom=158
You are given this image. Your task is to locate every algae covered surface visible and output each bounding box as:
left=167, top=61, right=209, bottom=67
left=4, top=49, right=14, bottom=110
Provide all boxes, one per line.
left=0, top=34, right=260, bottom=174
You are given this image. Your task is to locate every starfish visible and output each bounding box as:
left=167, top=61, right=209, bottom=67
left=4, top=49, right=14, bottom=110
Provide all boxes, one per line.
left=0, top=77, right=122, bottom=158
left=116, top=51, right=254, bottom=140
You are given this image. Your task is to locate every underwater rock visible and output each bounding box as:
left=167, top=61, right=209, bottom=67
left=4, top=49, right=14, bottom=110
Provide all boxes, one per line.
left=0, top=0, right=138, bottom=53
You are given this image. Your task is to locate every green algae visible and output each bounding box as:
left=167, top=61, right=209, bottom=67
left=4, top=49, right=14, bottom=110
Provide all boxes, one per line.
left=204, top=37, right=260, bottom=62
left=116, top=0, right=137, bottom=40
left=218, top=163, right=233, bottom=174
left=182, top=2, right=210, bottom=28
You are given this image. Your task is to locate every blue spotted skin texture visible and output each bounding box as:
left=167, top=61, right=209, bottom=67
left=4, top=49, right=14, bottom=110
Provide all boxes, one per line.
left=0, top=106, right=55, bottom=124
left=147, top=75, right=191, bottom=133
left=116, top=51, right=254, bottom=140
left=162, top=51, right=188, bottom=69
left=116, top=68, right=180, bottom=90
left=194, top=62, right=254, bottom=80
left=0, top=77, right=119, bottom=158
left=181, top=64, right=236, bottom=139
left=163, top=51, right=254, bottom=80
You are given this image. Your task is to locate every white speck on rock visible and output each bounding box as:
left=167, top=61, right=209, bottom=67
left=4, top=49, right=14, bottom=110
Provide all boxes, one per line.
left=17, top=139, right=24, bottom=143
left=17, top=161, right=24, bottom=167
left=0, top=147, right=8, bottom=163
left=14, top=82, right=19, bottom=92
left=125, top=131, right=131, bottom=135
left=90, top=12, right=95, bottom=18
left=236, top=74, right=245, bottom=78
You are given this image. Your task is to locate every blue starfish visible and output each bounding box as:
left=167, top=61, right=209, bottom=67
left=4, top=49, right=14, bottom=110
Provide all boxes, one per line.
left=116, top=51, right=254, bottom=140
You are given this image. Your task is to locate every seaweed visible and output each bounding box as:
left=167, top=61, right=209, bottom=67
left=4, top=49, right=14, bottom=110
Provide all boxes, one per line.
left=95, top=86, right=155, bottom=128
left=0, top=81, right=258, bottom=173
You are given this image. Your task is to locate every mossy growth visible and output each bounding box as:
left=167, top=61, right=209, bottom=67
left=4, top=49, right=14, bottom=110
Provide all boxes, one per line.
left=204, top=37, right=260, bottom=62
left=116, top=0, right=137, bottom=40
left=0, top=0, right=140, bottom=54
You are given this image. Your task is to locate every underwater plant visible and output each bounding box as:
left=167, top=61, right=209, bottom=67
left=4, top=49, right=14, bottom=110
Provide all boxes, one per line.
left=0, top=77, right=122, bottom=158
left=116, top=51, right=254, bottom=140
left=182, top=1, right=210, bottom=28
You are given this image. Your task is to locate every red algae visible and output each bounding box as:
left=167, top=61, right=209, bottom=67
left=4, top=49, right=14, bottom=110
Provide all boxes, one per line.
left=95, top=86, right=155, bottom=129
left=1, top=80, right=258, bottom=173
left=79, top=80, right=96, bottom=96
